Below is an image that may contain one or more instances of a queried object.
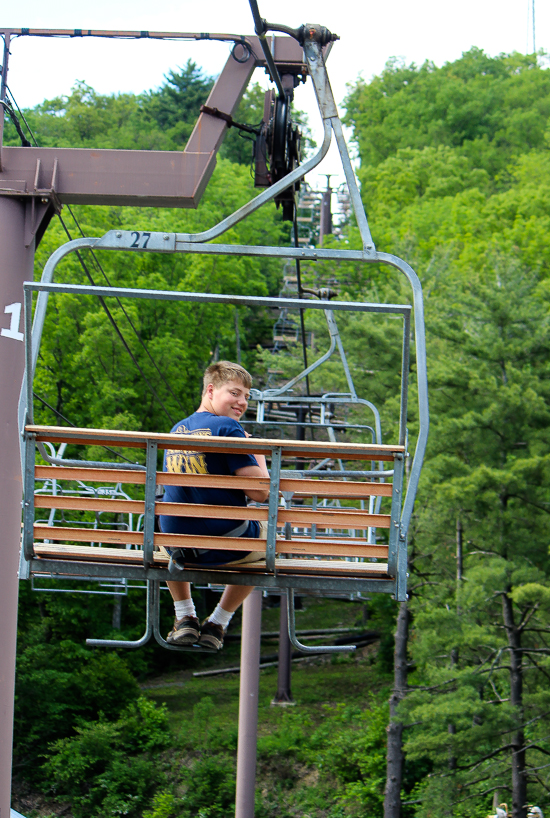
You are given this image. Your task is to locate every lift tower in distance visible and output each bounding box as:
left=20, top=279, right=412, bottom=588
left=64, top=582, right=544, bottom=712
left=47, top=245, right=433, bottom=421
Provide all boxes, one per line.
left=0, top=28, right=307, bottom=816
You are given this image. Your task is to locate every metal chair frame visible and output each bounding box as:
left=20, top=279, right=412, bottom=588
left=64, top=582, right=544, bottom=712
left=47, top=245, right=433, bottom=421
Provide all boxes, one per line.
left=18, top=36, right=429, bottom=653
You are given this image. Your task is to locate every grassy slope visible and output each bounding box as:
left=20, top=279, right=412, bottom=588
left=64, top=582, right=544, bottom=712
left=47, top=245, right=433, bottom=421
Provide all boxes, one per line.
left=141, top=596, right=390, bottom=818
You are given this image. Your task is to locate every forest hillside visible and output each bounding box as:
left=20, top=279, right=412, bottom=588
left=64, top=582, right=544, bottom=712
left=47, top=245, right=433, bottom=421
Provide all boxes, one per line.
left=6, top=48, right=550, bottom=818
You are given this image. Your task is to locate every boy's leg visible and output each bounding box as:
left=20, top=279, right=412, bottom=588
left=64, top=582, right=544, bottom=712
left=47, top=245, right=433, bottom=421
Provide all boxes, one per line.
left=199, top=585, right=255, bottom=650
left=219, top=584, right=255, bottom=612
left=166, top=580, right=192, bottom=601
left=165, top=581, right=200, bottom=645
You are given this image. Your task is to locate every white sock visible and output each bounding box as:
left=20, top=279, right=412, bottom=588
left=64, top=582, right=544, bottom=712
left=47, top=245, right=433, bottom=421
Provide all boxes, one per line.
left=209, top=604, right=234, bottom=630
left=174, top=598, right=196, bottom=620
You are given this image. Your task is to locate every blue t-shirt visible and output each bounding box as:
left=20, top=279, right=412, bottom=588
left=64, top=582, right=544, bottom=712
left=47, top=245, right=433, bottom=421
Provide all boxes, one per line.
left=159, top=412, right=260, bottom=544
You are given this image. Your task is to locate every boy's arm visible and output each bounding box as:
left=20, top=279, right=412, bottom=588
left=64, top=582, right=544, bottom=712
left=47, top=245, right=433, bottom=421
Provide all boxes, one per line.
left=234, top=454, right=270, bottom=502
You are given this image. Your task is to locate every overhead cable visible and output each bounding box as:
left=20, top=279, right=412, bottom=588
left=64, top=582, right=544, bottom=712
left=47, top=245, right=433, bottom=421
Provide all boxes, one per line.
left=57, top=214, right=178, bottom=426
left=63, top=205, right=186, bottom=417
left=0, top=97, right=31, bottom=146
left=33, top=392, right=139, bottom=465
left=6, top=86, right=185, bottom=425
left=6, top=84, right=39, bottom=145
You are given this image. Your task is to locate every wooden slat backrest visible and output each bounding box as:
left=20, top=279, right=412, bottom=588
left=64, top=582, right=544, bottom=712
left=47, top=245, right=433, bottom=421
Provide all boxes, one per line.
left=35, top=465, right=393, bottom=499
left=29, top=424, right=398, bottom=573
left=34, top=495, right=391, bottom=530
left=27, top=424, right=405, bottom=461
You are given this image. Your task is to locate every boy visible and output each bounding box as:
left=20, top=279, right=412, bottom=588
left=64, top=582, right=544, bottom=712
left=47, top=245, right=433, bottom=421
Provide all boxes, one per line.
left=159, top=361, right=269, bottom=649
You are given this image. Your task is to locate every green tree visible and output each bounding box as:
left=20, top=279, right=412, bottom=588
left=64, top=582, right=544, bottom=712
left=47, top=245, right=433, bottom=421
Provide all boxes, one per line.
left=4, top=60, right=213, bottom=152
left=344, top=49, right=550, bottom=178
left=399, top=259, right=550, bottom=817
left=145, top=60, right=214, bottom=148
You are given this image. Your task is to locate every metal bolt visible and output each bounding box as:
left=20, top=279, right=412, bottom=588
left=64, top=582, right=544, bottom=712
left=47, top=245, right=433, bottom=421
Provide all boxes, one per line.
left=163, top=234, right=169, bottom=241
left=41, top=197, right=48, bottom=204
left=116, top=231, right=122, bottom=238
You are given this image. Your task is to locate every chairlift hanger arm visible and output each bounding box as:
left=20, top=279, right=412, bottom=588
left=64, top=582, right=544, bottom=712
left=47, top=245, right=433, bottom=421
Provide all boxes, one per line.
left=1, top=31, right=307, bottom=204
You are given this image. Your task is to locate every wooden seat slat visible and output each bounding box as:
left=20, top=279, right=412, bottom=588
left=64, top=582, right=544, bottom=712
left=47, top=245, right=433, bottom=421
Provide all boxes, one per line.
left=35, top=524, right=145, bottom=547
left=279, top=479, right=393, bottom=498
left=35, top=465, right=148, bottom=484
left=32, top=544, right=389, bottom=577
left=33, top=528, right=388, bottom=559
left=276, top=541, right=387, bottom=558
left=35, top=494, right=145, bottom=515
left=273, top=559, right=389, bottom=576
left=34, top=543, right=153, bottom=563
left=34, top=495, right=269, bottom=523
left=27, top=425, right=404, bottom=461
left=35, top=466, right=393, bottom=500
left=279, top=508, right=390, bottom=528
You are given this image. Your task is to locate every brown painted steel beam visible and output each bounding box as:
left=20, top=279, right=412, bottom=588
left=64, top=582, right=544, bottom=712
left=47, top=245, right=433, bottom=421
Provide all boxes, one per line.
left=0, top=196, right=33, bottom=818
left=0, top=145, right=215, bottom=208
left=0, top=35, right=306, bottom=208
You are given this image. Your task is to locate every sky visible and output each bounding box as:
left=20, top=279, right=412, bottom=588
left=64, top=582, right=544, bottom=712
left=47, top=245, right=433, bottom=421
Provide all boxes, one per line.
left=1, top=0, right=548, bottom=190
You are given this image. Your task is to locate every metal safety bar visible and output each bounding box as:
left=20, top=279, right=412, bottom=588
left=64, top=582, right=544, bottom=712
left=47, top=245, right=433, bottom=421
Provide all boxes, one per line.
left=287, top=588, right=355, bottom=654
left=22, top=281, right=421, bottom=550
left=86, top=580, right=216, bottom=652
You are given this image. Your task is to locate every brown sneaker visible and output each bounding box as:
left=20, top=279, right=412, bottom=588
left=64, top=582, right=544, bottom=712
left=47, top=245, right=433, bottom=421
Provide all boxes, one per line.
left=198, top=618, right=225, bottom=650
left=166, top=616, right=200, bottom=646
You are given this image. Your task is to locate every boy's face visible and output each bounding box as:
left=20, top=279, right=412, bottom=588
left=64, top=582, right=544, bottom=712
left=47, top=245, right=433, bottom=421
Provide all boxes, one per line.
left=207, top=379, right=250, bottom=421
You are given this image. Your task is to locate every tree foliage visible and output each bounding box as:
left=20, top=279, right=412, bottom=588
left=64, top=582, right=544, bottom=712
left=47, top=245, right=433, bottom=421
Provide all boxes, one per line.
left=10, top=43, right=550, bottom=818
left=345, top=48, right=550, bottom=177
left=340, top=47, right=550, bottom=817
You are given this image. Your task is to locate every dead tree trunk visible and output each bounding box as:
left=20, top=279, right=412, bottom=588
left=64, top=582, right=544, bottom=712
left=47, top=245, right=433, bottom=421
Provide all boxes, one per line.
left=384, top=601, right=410, bottom=818
left=448, top=517, right=463, bottom=770
left=502, top=592, right=527, bottom=818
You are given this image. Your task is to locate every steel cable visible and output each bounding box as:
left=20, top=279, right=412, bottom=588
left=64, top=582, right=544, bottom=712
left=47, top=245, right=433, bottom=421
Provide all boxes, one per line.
left=6, top=86, right=185, bottom=425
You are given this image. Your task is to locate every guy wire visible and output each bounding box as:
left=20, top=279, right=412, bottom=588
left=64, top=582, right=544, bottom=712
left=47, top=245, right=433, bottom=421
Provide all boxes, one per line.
left=33, top=393, right=138, bottom=464
left=6, top=86, right=185, bottom=424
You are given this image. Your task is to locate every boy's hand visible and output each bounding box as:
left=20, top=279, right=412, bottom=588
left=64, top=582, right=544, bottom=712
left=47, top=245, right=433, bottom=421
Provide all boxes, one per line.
left=244, top=431, right=252, bottom=438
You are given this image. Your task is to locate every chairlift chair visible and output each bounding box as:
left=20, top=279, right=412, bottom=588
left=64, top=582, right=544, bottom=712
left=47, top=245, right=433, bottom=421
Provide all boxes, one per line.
left=18, top=14, right=428, bottom=655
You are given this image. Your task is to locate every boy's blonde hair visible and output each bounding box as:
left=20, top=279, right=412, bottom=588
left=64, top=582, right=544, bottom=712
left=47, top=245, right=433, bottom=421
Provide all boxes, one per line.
left=202, top=361, right=253, bottom=395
